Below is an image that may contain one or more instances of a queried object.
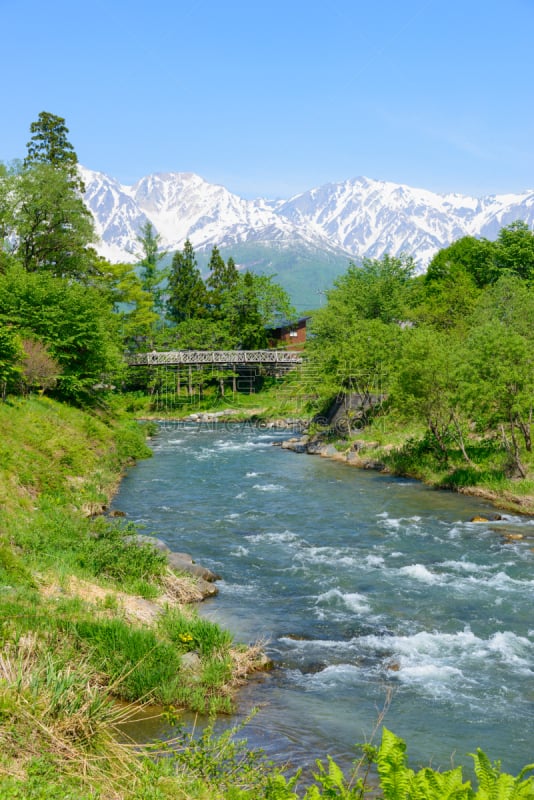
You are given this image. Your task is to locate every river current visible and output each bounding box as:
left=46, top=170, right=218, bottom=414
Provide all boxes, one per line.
left=112, top=422, right=534, bottom=776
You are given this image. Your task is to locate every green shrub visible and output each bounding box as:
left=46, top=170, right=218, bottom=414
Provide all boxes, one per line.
left=113, top=421, right=153, bottom=462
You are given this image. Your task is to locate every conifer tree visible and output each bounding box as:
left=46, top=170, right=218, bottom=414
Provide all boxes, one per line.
left=233, top=271, right=267, bottom=349
left=206, top=247, right=239, bottom=320
left=24, top=110, right=83, bottom=191
left=137, top=221, right=168, bottom=319
left=167, top=239, right=206, bottom=323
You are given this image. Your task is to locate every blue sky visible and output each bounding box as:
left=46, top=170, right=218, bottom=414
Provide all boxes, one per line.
left=2, top=0, right=534, bottom=199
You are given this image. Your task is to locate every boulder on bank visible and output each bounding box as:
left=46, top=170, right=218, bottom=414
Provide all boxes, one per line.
left=126, top=534, right=220, bottom=583
left=126, top=534, right=171, bottom=553
left=167, top=551, right=220, bottom=582
left=281, top=436, right=309, bottom=453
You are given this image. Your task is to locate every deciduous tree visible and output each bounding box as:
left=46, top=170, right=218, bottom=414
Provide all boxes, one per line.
left=20, top=339, right=61, bottom=396
left=393, top=326, right=470, bottom=462
left=494, top=220, right=534, bottom=281
left=425, top=236, right=495, bottom=288
left=0, top=325, right=23, bottom=400
left=9, top=163, right=96, bottom=278
left=0, top=265, right=122, bottom=401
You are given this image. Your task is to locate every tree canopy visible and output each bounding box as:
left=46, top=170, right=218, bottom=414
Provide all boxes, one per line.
left=307, top=225, right=534, bottom=477
left=7, top=163, right=96, bottom=279
left=163, top=240, right=294, bottom=351
left=24, top=110, right=82, bottom=189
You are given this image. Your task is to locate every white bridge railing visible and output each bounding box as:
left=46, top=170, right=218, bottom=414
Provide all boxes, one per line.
left=125, top=349, right=304, bottom=367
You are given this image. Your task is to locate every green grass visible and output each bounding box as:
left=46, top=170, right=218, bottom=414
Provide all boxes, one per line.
left=78, top=519, right=168, bottom=588
left=0, top=395, right=245, bottom=720
left=72, top=617, right=183, bottom=704
left=159, top=607, right=234, bottom=657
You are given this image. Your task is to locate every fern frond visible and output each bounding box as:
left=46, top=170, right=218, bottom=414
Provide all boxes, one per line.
left=376, top=728, right=415, bottom=800
left=471, top=748, right=500, bottom=797
left=516, top=765, right=534, bottom=783
left=326, top=754, right=346, bottom=789
left=412, top=765, right=472, bottom=800
left=471, top=749, right=534, bottom=800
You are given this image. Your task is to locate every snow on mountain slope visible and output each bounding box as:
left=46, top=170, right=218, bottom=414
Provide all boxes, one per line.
left=80, top=167, right=335, bottom=262
left=79, top=166, right=149, bottom=261
left=469, top=191, right=534, bottom=240
left=278, top=178, right=478, bottom=265
left=79, top=166, right=534, bottom=267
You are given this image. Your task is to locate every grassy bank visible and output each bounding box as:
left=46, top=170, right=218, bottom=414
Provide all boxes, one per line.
left=315, top=409, right=534, bottom=516
left=0, top=396, right=269, bottom=798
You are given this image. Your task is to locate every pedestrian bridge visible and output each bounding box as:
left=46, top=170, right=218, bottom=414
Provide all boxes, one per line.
left=125, top=349, right=304, bottom=367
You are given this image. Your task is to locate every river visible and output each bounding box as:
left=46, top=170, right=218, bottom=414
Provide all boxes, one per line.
left=112, top=421, right=534, bottom=777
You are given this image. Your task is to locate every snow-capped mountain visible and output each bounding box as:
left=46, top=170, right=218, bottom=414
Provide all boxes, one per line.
left=79, top=166, right=343, bottom=264
left=277, top=177, right=534, bottom=265
left=79, top=165, right=534, bottom=269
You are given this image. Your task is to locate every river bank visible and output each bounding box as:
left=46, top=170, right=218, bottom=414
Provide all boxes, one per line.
left=0, top=397, right=276, bottom=799
left=3, top=400, right=533, bottom=796
left=278, top=432, right=534, bottom=517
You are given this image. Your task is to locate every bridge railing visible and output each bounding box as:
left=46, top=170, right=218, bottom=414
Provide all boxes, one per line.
left=125, top=349, right=304, bottom=367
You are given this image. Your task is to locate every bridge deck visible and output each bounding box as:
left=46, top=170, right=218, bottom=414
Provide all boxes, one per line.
left=126, top=349, right=304, bottom=367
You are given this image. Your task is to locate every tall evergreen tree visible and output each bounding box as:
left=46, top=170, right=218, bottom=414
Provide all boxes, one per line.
left=167, top=239, right=206, bottom=323
left=233, top=270, right=265, bottom=349
left=136, top=221, right=168, bottom=319
left=206, top=247, right=239, bottom=319
left=24, top=111, right=83, bottom=191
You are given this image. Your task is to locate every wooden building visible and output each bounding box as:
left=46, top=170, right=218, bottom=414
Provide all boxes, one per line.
left=268, top=316, right=310, bottom=350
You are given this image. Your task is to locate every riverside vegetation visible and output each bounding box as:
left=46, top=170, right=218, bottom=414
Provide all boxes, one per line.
left=1, top=111, right=534, bottom=796
left=1, top=400, right=533, bottom=798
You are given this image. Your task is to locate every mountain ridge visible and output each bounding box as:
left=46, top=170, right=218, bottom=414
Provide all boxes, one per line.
left=80, top=165, right=534, bottom=266
left=80, top=166, right=534, bottom=307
